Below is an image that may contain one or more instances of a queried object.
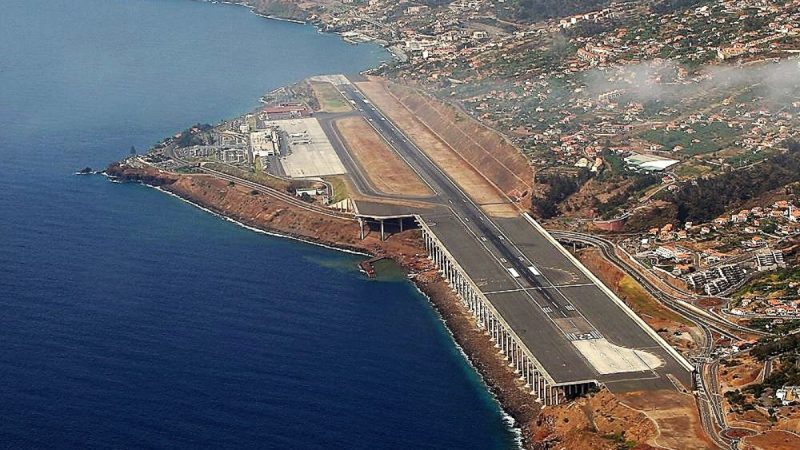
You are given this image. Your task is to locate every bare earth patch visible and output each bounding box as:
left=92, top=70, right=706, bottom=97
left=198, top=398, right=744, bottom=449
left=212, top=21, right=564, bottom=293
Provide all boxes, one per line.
left=334, top=116, right=432, bottom=197
left=355, top=79, right=519, bottom=218
left=383, top=80, right=532, bottom=199
left=620, top=389, right=713, bottom=450
left=743, top=430, right=800, bottom=450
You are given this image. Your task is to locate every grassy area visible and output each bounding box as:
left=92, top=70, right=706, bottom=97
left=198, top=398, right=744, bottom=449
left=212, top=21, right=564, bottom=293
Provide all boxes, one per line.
left=640, top=122, right=738, bottom=156
left=204, top=162, right=293, bottom=191
left=735, top=266, right=800, bottom=300
left=311, top=82, right=351, bottom=113
left=618, top=276, right=693, bottom=325
left=323, top=175, right=349, bottom=204
left=674, top=161, right=714, bottom=178
left=604, top=152, right=625, bottom=175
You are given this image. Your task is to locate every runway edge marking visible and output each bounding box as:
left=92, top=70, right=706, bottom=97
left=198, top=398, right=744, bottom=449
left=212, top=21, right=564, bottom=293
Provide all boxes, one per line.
left=521, top=213, right=695, bottom=375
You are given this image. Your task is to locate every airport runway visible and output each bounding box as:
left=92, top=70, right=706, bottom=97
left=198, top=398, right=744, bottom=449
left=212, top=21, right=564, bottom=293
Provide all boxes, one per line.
left=334, top=80, right=693, bottom=389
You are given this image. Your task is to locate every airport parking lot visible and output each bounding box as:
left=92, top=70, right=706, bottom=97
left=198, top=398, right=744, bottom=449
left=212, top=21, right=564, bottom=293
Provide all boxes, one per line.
left=264, top=118, right=346, bottom=178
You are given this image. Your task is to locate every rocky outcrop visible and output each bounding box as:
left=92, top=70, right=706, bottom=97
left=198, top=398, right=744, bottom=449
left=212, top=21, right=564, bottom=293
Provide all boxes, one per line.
left=242, top=0, right=313, bottom=21
left=107, top=163, right=679, bottom=449
left=105, top=162, right=178, bottom=187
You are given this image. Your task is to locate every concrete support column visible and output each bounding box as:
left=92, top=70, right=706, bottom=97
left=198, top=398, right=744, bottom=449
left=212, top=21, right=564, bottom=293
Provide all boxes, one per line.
left=524, top=362, right=531, bottom=387
left=499, top=329, right=505, bottom=354
left=512, top=342, right=519, bottom=370
left=359, top=218, right=365, bottom=240
left=521, top=358, right=527, bottom=384
left=528, top=363, right=534, bottom=388
left=399, top=217, right=403, bottom=232
left=380, top=219, right=385, bottom=241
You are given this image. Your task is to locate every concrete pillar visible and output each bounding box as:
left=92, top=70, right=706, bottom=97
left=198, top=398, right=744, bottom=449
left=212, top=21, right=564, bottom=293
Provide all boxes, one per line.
left=399, top=217, right=403, bottom=232
left=380, top=219, right=385, bottom=241
left=524, top=362, right=531, bottom=387
left=359, top=218, right=365, bottom=240
left=528, top=364, right=534, bottom=388
left=512, top=342, right=519, bottom=370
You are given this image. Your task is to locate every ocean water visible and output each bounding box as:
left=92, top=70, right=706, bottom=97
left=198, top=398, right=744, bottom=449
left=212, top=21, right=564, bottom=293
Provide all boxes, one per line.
left=0, top=0, right=517, bottom=448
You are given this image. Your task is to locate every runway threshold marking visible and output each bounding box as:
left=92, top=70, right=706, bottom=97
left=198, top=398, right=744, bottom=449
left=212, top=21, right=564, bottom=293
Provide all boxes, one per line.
left=483, top=283, right=595, bottom=295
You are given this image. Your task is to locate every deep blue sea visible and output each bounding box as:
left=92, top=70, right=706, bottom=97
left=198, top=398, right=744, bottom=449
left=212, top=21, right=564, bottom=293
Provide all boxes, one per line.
left=0, top=0, right=517, bottom=448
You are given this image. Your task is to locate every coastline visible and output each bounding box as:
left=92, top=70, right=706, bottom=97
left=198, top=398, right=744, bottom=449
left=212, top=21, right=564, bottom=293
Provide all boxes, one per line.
left=103, top=162, right=541, bottom=447
left=141, top=170, right=525, bottom=447
left=100, top=4, right=688, bottom=449
left=161, top=176, right=527, bottom=448
left=202, top=0, right=403, bottom=62
left=98, top=3, right=563, bottom=445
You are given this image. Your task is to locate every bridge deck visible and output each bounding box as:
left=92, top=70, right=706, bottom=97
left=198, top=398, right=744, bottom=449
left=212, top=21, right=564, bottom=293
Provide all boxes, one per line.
left=422, top=212, right=692, bottom=389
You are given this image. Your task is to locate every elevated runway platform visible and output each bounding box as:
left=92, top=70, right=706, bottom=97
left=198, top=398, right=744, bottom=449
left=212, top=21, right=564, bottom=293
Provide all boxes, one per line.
left=310, top=73, right=694, bottom=404
left=418, top=211, right=693, bottom=396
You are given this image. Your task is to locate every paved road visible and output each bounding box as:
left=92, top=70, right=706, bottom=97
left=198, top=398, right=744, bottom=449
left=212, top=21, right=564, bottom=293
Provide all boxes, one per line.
left=549, top=230, right=755, bottom=448
left=550, top=230, right=765, bottom=345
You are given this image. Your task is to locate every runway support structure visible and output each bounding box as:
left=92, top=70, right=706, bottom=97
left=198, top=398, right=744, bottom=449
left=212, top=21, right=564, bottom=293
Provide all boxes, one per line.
left=416, top=216, right=595, bottom=406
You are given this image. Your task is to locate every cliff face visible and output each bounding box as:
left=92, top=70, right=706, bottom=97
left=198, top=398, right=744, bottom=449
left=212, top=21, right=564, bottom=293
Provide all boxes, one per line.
left=527, top=390, right=658, bottom=450
left=105, top=163, right=426, bottom=264
left=108, top=164, right=690, bottom=449
left=242, top=0, right=319, bottom=21
left=106, top=163, right=178, bottom=186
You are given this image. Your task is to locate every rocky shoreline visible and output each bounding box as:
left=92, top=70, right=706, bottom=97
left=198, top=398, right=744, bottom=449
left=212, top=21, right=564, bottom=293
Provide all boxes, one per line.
left=105, top=162, right=550, bottom=446
left=108, top=150, right=697, bottom=448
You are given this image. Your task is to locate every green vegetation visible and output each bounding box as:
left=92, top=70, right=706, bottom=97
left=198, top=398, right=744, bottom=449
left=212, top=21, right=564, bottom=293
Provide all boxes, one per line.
left=751, top=333, right=800, bottom=360
left=204, top=162, right=295, bottom=192
left=601, top=431, right=638, bottom=450
left=639, top=122, right=736, bottom=156
left=323, top=175, right=349, bottom=204
left=174, top=123, right=212, bottom=148
left=735, top=266, right=800, bottom=301
left=747, top=319, right=800, bottom=335
left=311, top=82, right=352, bottom=113
left=671, top=139, right=800, bottom=222
left=674, top=161, right=713, bottom=178
left=619, top=276, right=692, bottom=325
left=745, top=340, right=800, bottom=402
left=499, top=0, right=613, bottom=22
left=533, top=170, right=589, bottom=218
left=724, top=389, right=754, bottom=410
left=595, top=174, right=660, bottom=219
